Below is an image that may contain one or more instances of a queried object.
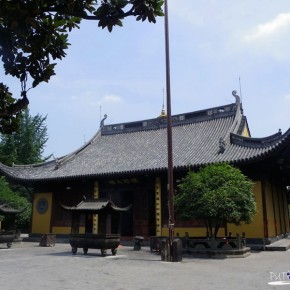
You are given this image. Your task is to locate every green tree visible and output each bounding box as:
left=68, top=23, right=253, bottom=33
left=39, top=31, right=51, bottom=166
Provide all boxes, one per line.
left=0, top=107, right=50, bottom=228
left=175, top=163, right=256, bottom=239
left=0, top=177, right=31, bottom=229
left=0, top=108, right=50, bottom=209
left=0, top=108, right=51, bottom=166
left=0, top=0, right=164, bottom=133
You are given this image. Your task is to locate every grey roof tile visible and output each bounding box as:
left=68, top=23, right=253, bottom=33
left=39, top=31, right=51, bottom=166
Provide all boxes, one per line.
left=0, top=99, right=289, bottom=183
left=61, top=199, right=131, bottom=213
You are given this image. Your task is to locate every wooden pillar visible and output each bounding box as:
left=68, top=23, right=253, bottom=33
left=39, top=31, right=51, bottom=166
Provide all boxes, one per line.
left=261, top=180, right=269, bottom=238
left=93, top=181, right=99, bottom=234
left=278, top=186, right=287, bottom=235
left=276, top=185, right=283, bottom=235
left=282, top=188, right=289, bottom=233
left=155, top=177, right=162, bottom=236
left=271, top=183, right=278, bottom=236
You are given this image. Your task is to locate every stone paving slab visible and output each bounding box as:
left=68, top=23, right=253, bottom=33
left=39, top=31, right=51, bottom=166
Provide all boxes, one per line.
left=265, top=237, right=290, bottom=251
left=1, top=241, right=290, bottom=289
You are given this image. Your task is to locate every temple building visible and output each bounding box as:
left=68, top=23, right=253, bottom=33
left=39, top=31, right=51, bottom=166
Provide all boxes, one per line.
left=0, top=92, right=289, bottom=246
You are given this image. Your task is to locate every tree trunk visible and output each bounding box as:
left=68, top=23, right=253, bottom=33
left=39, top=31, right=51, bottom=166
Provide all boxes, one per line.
left=214, top=224, right=220, bottom=239
left=206, top=220, right=213, bottom=239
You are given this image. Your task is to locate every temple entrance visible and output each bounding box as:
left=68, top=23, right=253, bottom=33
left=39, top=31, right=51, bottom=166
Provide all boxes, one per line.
left=103, top=177, right=156, bottom=238
left=132, top=188, right=155, bottom=237
left=120, top=191, right=133, bottom=236
left=117, top=189, right=155, bottom=237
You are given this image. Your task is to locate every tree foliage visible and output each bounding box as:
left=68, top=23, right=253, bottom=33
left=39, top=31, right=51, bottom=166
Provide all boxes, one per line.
left=0, top=108, right=51, bottom=166
left=0, top=177, right=31, bottom=229
left=0, top=0, right=164, bottom=133
left=0, top=109, right=50, bottom=228
left=175, top=163, right=257, bottom=238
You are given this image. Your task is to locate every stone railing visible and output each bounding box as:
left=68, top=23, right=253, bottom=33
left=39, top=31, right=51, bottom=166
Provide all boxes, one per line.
left=183, top=233, right=246, bottom=251
left=150, top=233, right=246, bottom=253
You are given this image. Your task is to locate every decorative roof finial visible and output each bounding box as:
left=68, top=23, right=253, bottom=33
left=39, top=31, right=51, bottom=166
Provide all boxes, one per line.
left=100, top=114, right=107, bottom=128
left=52, top=154, right=60, bottom=170
left=232, top=90, right=241, bottom=105
left=159, top=88, right=167, bottom=117
left=218, top=137, right=226, bottom=154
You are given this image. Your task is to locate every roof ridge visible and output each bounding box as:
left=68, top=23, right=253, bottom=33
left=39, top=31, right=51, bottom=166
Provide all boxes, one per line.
left=216, top=91, right=243, bottom=154
left=224, top=91, right=243, bottom=137
left=101, top=101, right=238, bottom=136
left=231, top=128, right=290, bottom=148
left=52, top=130, right=102, bottom=170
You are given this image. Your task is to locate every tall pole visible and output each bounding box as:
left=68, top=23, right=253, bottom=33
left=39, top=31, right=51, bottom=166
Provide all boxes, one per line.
left=164, top=0, right=174, bottom=260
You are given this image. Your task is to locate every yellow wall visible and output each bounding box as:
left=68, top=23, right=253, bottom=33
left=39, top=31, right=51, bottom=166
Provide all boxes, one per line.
left=242, top=125, right=250, bottom=137
left=32, top=193, right=53, bottom=234
left=265, top=181, right=276, bottom=237
left=161, top=180, right=289, bottom=239
left=273, top=185, right=280, bottom=235
left=161, top=181, right=265, bottom=239
left=31, top=178, right=288, bottom=240
left=283, top=189, right=289, bottom=233
left=278, top=186, right=288, bottom=235
left=224, top=181, right=264, bottom=238
left=167, top=181, right=288, bottom=240
left=264, top=182, right=289, bottom=238
left=280, top=189, right=285, bottom=234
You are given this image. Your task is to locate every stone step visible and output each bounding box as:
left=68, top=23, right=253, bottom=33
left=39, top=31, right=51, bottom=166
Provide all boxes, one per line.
left=265, top=238, right=290, bottom=251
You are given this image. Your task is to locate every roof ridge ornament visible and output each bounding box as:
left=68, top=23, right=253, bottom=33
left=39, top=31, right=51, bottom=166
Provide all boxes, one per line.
left=218, top=137, right=226, bottom=154
left=52, top=154, right=60, bottom=170
left=159, top=89, right=167, bottom=117
left=100, top=114, right=107, bottom=129
left=232, top=90, right=241, bottom=105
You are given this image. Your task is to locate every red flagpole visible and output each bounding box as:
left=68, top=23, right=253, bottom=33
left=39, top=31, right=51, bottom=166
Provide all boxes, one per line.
left=164, top=0, right=174, bottom=261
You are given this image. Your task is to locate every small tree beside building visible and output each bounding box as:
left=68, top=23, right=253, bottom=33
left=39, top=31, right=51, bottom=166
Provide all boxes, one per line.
left=0, top=109, right=50, bottom=230
left=0, top=109, right=51, bottom=166
left=0, top=177, right=31, bottom=230
left=175, top=163, right=256, bottom=239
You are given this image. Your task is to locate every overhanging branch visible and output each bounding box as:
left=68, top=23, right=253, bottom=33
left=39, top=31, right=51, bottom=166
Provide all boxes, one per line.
left=0, top=95, right=29, bottom=118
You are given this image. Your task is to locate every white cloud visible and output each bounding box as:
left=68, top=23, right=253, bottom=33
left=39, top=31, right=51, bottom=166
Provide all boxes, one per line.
left=244, top=13, right=290, bottom=41
left=101, top=94, right=122, bottom=104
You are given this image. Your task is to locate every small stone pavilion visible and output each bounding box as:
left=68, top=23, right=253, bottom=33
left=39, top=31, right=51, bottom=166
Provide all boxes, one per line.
left=0, top=92, right=289, bottom=247
left=0, top=203, right=22, bottom=231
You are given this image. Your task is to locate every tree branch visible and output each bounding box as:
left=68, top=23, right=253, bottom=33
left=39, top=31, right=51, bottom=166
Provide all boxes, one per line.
left=0, top=95, right=29, bottom=118
left=43, top=6, right=136, bottom=21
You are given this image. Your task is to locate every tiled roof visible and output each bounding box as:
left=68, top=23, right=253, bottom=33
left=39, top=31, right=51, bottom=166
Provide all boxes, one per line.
left=60, top=198, right=131, bottom=213
left=0, top=203, right=22, bottom=214
left=0, top=96, right=289, bottom=183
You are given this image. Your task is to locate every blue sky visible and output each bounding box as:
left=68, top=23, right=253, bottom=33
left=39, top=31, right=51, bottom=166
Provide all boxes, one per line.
left=1, top=0, right=290, bottom=158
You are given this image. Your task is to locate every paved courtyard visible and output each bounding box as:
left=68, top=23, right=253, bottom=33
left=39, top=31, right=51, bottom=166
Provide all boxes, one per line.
left=0, top=241, right=290, bottom=290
